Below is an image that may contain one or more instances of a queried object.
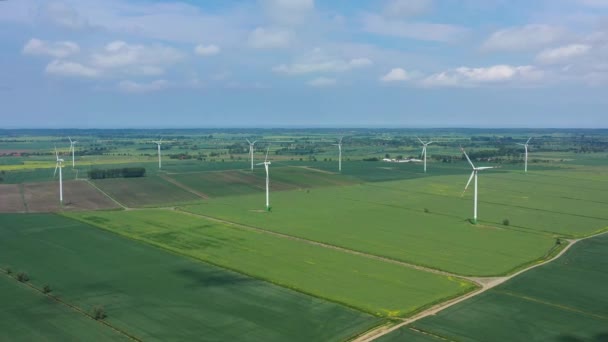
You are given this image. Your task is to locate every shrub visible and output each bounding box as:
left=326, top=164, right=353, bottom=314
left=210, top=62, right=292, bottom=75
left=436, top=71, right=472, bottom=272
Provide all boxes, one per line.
left=92, top=306, right=107, bottom=320
left=16, top=272, right=29, bottom=282
left=5, top=267, right=12, bottom=275
left=502, top=219, right=510, bottom=226
left=43, top=285, right=52, bottom=294
left=424, top=208, right=430, bottom=213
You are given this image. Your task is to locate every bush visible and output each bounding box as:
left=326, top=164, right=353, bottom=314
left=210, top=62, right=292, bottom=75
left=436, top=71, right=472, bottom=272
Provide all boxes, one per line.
left=502, top=219, right=510, bottom=226
left=424, top=208, right=430, bottom=213
left=43, top=285, right=52, bottom=294
left=5, top=267, right=12, bottom=275
left=16, top=272, right=29, bottom=282
left=92, top=306, right=107, bottom=320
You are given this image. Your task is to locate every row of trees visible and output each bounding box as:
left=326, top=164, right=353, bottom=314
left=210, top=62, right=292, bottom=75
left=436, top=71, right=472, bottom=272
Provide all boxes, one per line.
left=88, top=167, right=146, bottom=179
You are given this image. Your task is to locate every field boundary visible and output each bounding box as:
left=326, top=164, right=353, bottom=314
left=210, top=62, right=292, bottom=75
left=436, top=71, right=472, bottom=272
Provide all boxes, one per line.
left=354, top=230, right=608, bottom=341
left=160, top=174, right=210, bottom=199
left=85, top=179, right=128, bottom=209
left=0, top=266, right=141, bottom=341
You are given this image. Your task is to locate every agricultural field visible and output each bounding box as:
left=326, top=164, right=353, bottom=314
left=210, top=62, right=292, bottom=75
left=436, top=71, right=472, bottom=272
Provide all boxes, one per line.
left=92, top=176, right=201, bottom=207
left=65, top=209, right=476, bottom=317
left=383, top=232, right=608, bottom=342
left=0, top=213, right=381, bottom=341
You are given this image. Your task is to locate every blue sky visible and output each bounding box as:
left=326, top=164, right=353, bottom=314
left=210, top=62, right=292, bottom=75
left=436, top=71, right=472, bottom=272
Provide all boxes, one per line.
left=1, top=0, right=608, bottom=128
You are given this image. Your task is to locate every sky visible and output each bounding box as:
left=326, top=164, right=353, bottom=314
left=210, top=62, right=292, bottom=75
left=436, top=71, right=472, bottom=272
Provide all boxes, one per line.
left=1, top=0, right=608, bottom=128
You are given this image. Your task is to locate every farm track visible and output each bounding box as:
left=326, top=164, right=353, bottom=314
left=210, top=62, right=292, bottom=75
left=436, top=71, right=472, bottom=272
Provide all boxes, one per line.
left=353, top=230, right=608, bottom=342
left=159, top=174, right=209, bottom=199
left=85, top=179, right=127, bottom=209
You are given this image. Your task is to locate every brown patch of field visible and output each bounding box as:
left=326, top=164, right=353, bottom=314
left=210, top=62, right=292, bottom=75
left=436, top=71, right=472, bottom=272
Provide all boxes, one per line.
left=0, top=184, right=26, bottom=213
left=23, top=180, right=120, bottom=212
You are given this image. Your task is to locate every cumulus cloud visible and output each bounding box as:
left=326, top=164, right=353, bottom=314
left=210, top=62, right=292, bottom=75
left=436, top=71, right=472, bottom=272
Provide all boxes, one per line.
left=45, top=60, right=99, bottom=78
left=362, top=14, right=469, bottom=42
left=248, top=27, right=293, bottom=48
left=274, top=58, right=372, bottom=74
left=421, top=65, right=542, bottom=87
left=118, top=79, right=169, bottom=93
left=384, top=0, right=432, bottom=18
left=194, top=44, right=220, bottom=56
left=91, top=41, right=183, bottom=75
left=536, top=44, right=591, bottom=64
left=381, top=68, right=410, bottom=82
left=23, top=38, right=80, bottom=58
left=482, top=25, right=567, bottom=52
left=308, top=77, right=337, bottom=87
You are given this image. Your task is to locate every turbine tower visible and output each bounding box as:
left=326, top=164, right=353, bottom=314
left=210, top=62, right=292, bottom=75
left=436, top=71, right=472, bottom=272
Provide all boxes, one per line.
left=332, top=137, right=343, bottom=172
left=517, top=137, right=532, bottom=173
left=68, top=137, right=78, bottom=168
left=53, top=147, right=64, bottom=204
left=461, top=147, right=495, bottom=224
left=256, top=146, right=272, bottom=211
left=152, top=138, right=163, bottom=169
left=416, top=137, right=434, bottom=173
left=246, top=138, right=257, bottom=171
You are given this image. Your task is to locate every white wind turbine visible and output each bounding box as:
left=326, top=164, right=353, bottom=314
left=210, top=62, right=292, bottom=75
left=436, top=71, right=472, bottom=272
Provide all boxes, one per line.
left=53, top=146, right=64, bottom=204
left=256, top=146, right=272, bottom=211
left=68, top=137, right=78, bottom=168
left=461, top=147, right=495, bottom=224
left=332, top=137, right=343, bottom=172
left=152, top=138, right=163, bottom=169
left=246, top=138, right=257, bottom=171
left=416, top=137, right=434, bottom=173
left=517, top=137, right=532, bottom=173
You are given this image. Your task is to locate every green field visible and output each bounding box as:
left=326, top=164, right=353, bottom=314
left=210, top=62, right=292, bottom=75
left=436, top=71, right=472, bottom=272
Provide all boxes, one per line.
left=0, top=274, right=130, bottom=341
left=0, top=213, right=381, bottom=341
left=92, top=176, right=201, bottom=207
left=383, top=233, right=608, bottom=341
left=179, top=181, right=558, bottom=276
left=65, top=209, right=475, bottom=317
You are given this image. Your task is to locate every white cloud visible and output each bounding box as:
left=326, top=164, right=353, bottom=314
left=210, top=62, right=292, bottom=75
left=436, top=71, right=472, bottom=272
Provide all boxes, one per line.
left=262, top=0, right=315, bottom=26
left=38, top=2, right=90, bottom=30
left=482, top=25, right=567, bottom=52
left=381, top=68, right=410, bottom=82
left=536, top=44, right=591, bottom=64
left=421, top=65, right=542, bottom=87
left=23, top=38, right=80, bottom=58
left=362, top=14, right=469, bottom=42
left=194, top=44, right=220, bottom=56
left=118, top=79, right=169, bottom=93
left=248, top=27, right=293, bottom=48
left=384, top=0, right=432, bottom=18
left=91, top=41, right=183, bottom=75
left=45, top=60, right=99, bottom=78
left=308, top=77, right=336, bottom=87
left=274, top=58, right=372, bottom=74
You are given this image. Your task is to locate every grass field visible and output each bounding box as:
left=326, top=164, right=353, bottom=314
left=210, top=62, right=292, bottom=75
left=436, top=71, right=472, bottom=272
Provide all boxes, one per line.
left=180, top=183, right=557, bottom=276
left=65, top=209, right=476, bottom=317
left=0, top=213, right=381, bottom=341
left=0, top=274, right=130, bottom=341
left=92, top=176, right=201, bottom=207
left=383, top=233, right=608, bottom=341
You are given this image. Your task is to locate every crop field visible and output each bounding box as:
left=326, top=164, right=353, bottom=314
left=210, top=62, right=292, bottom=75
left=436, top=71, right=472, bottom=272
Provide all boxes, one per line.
left=92, top=176, right=201, bottom=207
left=18, top=180, right=119, bottom=212
left=0, top=213, right=381, bottom=341
left=65, top=209, right=475, bottom=317
left=384, top=233, right=608, bottom=342
left=0, top=184, right=25, bottom=212
left=0, top=275, right=130, bottom=341
left=180, top=183, right=558, bottom=276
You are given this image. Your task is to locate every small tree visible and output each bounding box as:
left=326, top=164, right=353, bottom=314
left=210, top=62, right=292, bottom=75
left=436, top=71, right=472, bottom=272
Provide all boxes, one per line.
left=43, top=285, right=52, bottom=294
left=92, top=306, right=107, bottom=320
left=5, top=267, right=12, bottom=275
left=502, top=219, right=510, bottom=226
left=16, top=272, right=29, bottom=282
left=424, top=208, right=430, bottom=213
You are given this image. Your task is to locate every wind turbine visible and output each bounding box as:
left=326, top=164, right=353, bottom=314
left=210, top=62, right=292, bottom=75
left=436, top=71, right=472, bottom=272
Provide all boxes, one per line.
left=68, top=137, right=77, bottom=168
left=416, top=137, right=434, bottom=173
left=332, top=137, right=343, bottom=172
left=53, top=147, right=64, bottom=204
left=517, top=137, right=532, bottom=173
left=256, top=146, right=272, bottom=211
left=152, top=138, right=163, bottom=169
left=246, top=139, right=257, bottom=171
left=461, top=147, right=495, bottom=224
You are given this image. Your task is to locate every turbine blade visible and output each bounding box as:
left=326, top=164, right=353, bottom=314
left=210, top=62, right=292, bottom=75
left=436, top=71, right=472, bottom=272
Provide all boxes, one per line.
left=526, top=137, right=532, bottom=144
left=265, top=146, right=270, bottom=162
left=416, top=136, right=424, bottom=144
left=246, top=138, right=251, bottom=144
left=427, top=141, right=434, bottom=145
left=68, top=136, right=72, bottom=143
left=462, top=171, right=475, bottom=196
left=53, top=163, right=58, bottom=177
left=476, top=166, right=495, bottom=170
left=460, top=147, right=475, bottom=169
left=516, top=143, right=525, bottom=146
left=255, top=162, right=264, bottom=166
left=253, top=140, right=257, bottom=145
left=339, top=136, right=343, bottom=144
